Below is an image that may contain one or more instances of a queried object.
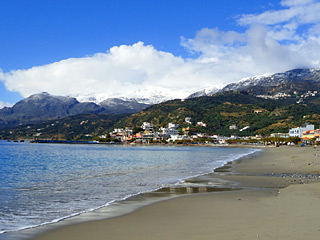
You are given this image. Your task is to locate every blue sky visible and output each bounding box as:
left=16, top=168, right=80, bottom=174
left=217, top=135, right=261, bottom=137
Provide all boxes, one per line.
left=1, top=0, right=320, bottom=107
left=0, top=0, right=277, bottom=71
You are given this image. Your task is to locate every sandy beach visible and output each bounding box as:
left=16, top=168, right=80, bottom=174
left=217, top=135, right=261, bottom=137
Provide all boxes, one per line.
left=31, top=146, right=320, bottom=240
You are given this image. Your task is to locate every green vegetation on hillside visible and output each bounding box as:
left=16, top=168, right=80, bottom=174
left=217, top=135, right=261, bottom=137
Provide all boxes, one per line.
left=2, top=90, right=320, bottom=140
left=115, top=91, right=320, bottom=136
left=0, top=114, right=126, bottom=140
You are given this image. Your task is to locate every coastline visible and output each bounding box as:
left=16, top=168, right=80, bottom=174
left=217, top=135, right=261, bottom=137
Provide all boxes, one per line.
left=30, top=146, right=320, bottom=240
left=0, top=144, right=258, bottom=240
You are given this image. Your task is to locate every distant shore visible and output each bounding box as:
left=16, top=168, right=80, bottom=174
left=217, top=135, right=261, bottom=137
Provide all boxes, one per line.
left=28, top=138, right=270, bottom=148
left=29, top=145, right=320, bottom=240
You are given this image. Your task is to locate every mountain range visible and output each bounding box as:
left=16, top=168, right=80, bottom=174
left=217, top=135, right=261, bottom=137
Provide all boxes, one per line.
left=1, top=68, right=320, bottom=131
left=114, top=67, right=320, bottom=136
left=72, top=86, right=189, bottom=105
left=0, top=92, right=150, bottom=128
left=221, top=68, right=320, bottom=95
left=187, top=68, right=320, bottom=98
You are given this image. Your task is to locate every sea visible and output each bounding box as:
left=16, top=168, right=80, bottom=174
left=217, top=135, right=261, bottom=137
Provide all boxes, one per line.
left=0, top=140, right=259, bottom=239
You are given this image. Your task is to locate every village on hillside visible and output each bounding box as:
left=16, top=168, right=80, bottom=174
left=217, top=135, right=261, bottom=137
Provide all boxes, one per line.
left=95, top=117, right=318, bottom=146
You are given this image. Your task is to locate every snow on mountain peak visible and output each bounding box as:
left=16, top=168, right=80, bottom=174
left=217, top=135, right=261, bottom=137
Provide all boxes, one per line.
left=71, top=93, right=110, bottom=104
left=70, top=68, right=320, bottom=106
left=238, top=73, right=273, bottom=83
left=121, top=86, right=190, bottom=104
left=72, top=87, right=191, bottom=105
left=187, top=86, right=220, bottom=98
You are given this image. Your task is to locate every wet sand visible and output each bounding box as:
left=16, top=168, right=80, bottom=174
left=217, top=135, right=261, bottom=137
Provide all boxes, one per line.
left=32, top=146, right=320, bottom=240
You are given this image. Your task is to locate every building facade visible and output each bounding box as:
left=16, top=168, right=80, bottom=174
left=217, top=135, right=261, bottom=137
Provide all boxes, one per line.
left=289, top=124, right=314, bottom=138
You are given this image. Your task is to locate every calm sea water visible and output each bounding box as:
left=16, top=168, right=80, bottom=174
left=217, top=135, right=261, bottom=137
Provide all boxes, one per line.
left=0, top=141, right=258, bottom=235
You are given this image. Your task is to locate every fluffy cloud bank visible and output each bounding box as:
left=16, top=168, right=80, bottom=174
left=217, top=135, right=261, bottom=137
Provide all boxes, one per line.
left=1, top=0, right=320, bottom=100
left=182, top=0, right=320, bottom=76
left=0, top=42, right=226, bottom=98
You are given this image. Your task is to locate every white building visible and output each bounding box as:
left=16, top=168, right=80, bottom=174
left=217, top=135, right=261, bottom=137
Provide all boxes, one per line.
left=168, top=122, right=179, bottom=129
left=162, top=128, right=180, bottom=137
left=168, top=135, right=191, bottom=142
left=229, top=124, right=238, bottom=130
left=141, top=122, right=154, bottom=132
left=289, top=124, right=314, bottom=138
left=113, top=128, right=124, bottom=133
left=125, top=128, right=133, bottom=136
left=270, top=133, right=289, bottom=138
left=196, top=121, right=207, bottom=127
left=253, top=109, right=264, bottom=114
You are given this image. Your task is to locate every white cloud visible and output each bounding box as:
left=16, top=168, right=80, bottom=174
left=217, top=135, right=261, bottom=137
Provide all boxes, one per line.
left=281, top=0, right=315, bottom=7
left=1, top=0, right=320, bottom=100
left=181, top=24, right=312, bottom=77
left=0, top=42, right=237, bottom=98
left=0, top=101, right=13, bottom=109
left=239, top=0, right=320, bottom=27
left=181, top=0, right=320, bottom=77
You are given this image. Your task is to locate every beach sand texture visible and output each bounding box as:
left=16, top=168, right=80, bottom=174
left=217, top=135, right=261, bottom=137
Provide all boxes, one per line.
left=32, top=146, right=320, bottom=240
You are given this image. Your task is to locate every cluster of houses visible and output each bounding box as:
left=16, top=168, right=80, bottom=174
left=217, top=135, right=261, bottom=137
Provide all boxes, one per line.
left=100, top=115, right=319, bottom=145
left=256, top=92, right=292, bottom=100
left=256, top=90, right=318, bottom=104
left=295, top=90, right=318, bottom=104
left=105, top=117, right=227, bottom=144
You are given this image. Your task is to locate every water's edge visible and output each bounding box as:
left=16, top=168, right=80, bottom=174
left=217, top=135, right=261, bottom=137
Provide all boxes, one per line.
left=0, top=147, right=262, bottom=240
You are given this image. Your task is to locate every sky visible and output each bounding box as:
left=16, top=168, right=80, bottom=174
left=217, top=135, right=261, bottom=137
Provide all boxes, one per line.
left=1, top=0, right=320, bottom=108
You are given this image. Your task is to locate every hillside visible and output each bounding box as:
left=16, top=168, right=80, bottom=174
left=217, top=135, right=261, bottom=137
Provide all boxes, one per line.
left=3, top=68, right=320, bottom=139
left=0, top=92, right=149, bottom=128
left=114, top=90, right=320, bottom=136
left=222, top=69, right=320, bottom=95
left=2, top=89, right=320, bottom=140
left=0, top=114, right=126, bottom=140
left=190, top=68, right=320, bottom=98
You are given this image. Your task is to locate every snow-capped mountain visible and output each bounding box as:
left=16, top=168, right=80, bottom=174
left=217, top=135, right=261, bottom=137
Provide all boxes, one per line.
left=71, top=92, right=108, bottom=104
left=73, top=86, right=190, bottom=105
left=0, top=92, right=102, bottom=128
left=0, top=86, right=191, bottom=128
left=0, top=92, right=151, bottom=128
left=3, top=68, right=320, bottom=129
left=187, top=68, right=320, bottom=98
left=72, top=68, right=320, bottom=104
left=187, top=87, right=219, bottom=99
left=99, top=98, right=150, bottom=114
left=122, top=87, right=190, bottom=104
left=222, top=68, right=320, bottom=92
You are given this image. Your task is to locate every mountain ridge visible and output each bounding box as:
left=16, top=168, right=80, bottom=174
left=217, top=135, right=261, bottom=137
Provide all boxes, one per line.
left=4, top=89, right=320, bottom=140
left=2, top=67, right=320, bottom=130
left=186, top=68, right=320, bottom=98
left=221, top=68, right=320, bottom=93
left=72, top=86, right=189, bottom=105
left=0, top=92, right=150, bottom=128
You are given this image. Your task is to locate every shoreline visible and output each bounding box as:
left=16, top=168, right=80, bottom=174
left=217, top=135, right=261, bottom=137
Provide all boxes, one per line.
left=3, top=145, right=319, bottom=239
left=29, top=146, right=320, bottom=240
left=0, top=145, right=259, bottom=240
